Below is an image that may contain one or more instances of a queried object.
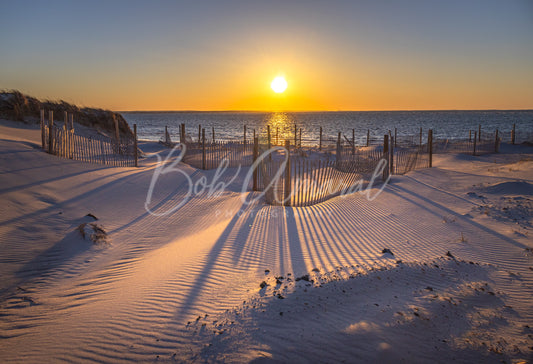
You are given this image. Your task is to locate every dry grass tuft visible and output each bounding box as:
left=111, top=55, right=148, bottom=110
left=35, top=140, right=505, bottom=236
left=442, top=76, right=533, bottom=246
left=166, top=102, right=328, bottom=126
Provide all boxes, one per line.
left=0, top=89, right=133, bottom=137
left=77, top=223, right=109, bottom=245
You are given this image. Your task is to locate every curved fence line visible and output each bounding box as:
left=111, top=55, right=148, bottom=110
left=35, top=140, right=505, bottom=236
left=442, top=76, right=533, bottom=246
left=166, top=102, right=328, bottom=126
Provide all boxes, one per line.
left=175, top=125, right=508, bottom=206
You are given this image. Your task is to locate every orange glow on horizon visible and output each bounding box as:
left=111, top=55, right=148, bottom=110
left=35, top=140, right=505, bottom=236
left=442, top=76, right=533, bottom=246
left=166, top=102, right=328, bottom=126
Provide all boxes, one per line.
left=12, top=54, right=533, bottom=113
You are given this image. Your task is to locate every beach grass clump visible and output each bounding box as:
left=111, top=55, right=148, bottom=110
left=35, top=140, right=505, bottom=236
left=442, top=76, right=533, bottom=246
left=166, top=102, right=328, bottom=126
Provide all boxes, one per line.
left=0, top=89, right=133, bottom=137
left=77, top=222, right=109, bottom=245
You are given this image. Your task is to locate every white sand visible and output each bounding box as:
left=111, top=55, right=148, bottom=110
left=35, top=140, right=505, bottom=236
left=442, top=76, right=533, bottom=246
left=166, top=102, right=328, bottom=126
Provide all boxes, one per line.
left=0, top=120, right=532, bottom=363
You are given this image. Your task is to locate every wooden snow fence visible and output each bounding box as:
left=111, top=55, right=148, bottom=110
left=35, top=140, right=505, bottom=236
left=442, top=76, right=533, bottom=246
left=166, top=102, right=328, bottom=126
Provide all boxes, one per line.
left=173, top=124, right=510, bottom=206
left=42, top=120, right=137, bottom=167
left=335, top=136, right=429, bottom=177
left=259, top=147, right=386, bottom=207
left=433, top=132, right=498, bottom=156
left=182, top=139, right=255, bottom=170
left=391, top=147, right=430, bottom=175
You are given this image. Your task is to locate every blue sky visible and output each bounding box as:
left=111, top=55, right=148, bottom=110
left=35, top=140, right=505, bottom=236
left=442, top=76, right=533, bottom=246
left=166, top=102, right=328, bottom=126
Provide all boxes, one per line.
left=1, top=0, right=532, bottom=110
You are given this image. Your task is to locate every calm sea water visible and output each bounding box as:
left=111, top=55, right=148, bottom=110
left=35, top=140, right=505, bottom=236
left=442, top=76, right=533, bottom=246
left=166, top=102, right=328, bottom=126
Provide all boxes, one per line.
left=121, top=111, right=533, bottom=146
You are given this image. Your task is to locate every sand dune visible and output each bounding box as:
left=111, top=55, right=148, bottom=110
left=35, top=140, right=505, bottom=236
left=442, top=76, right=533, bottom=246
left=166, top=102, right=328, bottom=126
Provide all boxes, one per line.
left=0, top=120, right=532, bottom=363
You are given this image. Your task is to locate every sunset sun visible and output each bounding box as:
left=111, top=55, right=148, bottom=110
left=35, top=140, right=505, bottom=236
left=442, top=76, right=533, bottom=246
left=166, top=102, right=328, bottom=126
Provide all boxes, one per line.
left=271, top=76, right=287, bottom=93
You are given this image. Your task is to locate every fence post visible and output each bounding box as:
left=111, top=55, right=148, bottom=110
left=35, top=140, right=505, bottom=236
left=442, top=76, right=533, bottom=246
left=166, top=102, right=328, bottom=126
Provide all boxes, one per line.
left=299, top=128, right=302, bottom=148
left=336, top=131, right=342, bottom=165
left=198, top=125, right=201, bottom=144
left=48, top=110, right=54, bottom=155
left=202, top=128, right=206, bottom=170
left=69, top=114, right=74, bottom=159
left=284, top=140, right=291, bottom=206
left=179, top=123, right=183, bottom=144
left=114, top=115, right=120, bottom=143
left=428, top=129, right=433, bottom=168
left=473, top=131, right=477, bottom=156
left=253, top=137, right=258, bottom=191
left=294, top=124, right=297, bottom=146
left=383, top=135, right=389, bottom=181
left=244, top=125, right=247, bottom=147
left=276, top=127, right=279, bottom=146
left=212, top=126, right=215, bottom=143
left=352, top=128, right=355, bottom=155
left=40, top=109, right=45, bottom=149
left=319, top=126, right=323, bottom=151
left=100, top=137, right=106, bottom=165
left=267, top=125, right=271, bottom=150
left=63, top=111, right=69, bottom=157
left=511, top=123, right=515, bottom=145
left=494, top=129, right=499, bottom=153
left=390, top=136, right=394, bottom=175
left=478, top=124, right=481, bottom=141
left=134, top=124, right=138, bottom=167
left=394, top=128, right=397, bottom=148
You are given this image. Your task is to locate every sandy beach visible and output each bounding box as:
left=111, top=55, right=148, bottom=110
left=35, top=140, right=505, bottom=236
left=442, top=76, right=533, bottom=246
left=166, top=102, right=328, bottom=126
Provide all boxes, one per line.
left=0, top=119, right=532, bottom=363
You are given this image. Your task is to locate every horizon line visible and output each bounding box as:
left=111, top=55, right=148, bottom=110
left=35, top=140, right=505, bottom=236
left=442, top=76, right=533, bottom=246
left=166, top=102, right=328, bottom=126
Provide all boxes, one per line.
left=118, top=108, right=533, bottom=113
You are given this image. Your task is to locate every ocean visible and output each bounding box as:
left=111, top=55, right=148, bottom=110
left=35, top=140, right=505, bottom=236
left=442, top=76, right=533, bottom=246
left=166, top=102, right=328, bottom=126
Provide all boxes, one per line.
left=121, top=110, right=533, bottom=146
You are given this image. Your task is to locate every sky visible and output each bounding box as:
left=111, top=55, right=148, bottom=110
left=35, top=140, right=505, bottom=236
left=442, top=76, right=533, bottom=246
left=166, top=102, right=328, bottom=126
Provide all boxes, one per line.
left=1, top=0, right=532, bottom=111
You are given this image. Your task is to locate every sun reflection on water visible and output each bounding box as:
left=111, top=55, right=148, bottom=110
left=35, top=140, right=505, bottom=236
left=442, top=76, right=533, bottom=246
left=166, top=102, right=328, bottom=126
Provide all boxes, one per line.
left=261, top=112, right=296, bottom=146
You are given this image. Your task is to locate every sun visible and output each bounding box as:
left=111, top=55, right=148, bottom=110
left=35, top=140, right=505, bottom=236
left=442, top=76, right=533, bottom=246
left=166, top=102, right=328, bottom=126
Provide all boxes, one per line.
left=271, top=76, right=288, bottom=93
